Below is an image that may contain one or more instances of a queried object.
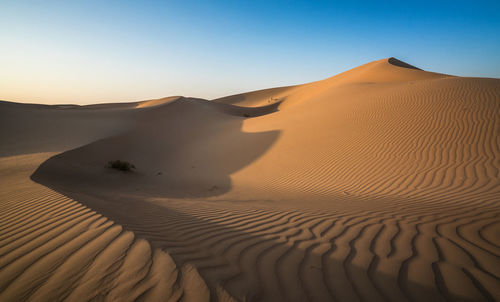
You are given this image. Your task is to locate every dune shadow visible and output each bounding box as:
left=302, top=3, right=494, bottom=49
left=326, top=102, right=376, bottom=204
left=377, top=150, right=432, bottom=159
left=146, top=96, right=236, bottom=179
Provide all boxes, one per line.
left=212, top=86, right=293, bottom=106
left=31, top=97, right=281, bottom=199
left=212, top=100, right=281, bottom=118
left=23, top=187, right=489, bottom=302
left=388, top=57, right=421, bottom=70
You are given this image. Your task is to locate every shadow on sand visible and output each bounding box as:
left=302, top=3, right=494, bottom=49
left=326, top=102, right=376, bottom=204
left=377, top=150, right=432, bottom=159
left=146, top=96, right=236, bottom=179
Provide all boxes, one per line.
left=31, top=97, right=281, bottom=198
left=21, top=186, right=488, bottom=302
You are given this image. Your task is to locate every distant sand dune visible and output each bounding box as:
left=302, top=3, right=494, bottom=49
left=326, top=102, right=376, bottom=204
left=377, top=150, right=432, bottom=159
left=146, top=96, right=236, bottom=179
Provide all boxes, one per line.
left=135, top=96, right=181, bottom=108
left=1, top=58, right=499, bottom=301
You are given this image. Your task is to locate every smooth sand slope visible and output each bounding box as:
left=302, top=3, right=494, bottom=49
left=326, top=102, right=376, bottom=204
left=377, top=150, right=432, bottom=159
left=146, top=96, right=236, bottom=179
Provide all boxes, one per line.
left=1, top=58, right=500, bottom=301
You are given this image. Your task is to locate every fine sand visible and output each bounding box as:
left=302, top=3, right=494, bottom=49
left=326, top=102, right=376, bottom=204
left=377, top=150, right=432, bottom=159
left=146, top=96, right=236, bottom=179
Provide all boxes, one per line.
left=1, top=58, right=499, bottom=301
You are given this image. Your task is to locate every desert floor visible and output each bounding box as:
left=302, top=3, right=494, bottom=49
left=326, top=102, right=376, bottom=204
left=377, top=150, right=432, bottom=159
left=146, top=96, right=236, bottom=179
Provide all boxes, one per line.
left=1, top=58, right=499, bottom=301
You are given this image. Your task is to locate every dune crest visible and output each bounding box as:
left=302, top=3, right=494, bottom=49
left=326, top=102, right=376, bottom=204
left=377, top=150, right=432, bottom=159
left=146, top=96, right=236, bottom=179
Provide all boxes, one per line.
left=387, top=57, right=421, bottom=70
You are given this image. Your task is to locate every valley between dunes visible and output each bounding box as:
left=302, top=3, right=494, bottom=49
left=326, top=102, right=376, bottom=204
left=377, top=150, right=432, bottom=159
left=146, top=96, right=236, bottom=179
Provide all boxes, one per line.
left=0, top=58, right=499, bottom=301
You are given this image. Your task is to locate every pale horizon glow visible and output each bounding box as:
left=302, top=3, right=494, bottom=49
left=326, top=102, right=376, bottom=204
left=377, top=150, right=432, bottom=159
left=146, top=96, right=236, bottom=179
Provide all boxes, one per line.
left=1, top=0, right=499, bottom=105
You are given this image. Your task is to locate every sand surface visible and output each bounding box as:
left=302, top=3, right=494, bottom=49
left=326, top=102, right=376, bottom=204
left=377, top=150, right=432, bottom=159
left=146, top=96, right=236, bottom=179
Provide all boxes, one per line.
left=1, top=58, right=499, bottom=301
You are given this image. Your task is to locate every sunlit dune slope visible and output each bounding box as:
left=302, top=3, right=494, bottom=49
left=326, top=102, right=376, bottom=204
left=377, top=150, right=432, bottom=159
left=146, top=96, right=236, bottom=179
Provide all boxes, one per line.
left=34, top=57, right=499, bottom=202
left=225, top=58, right=500, bottom=202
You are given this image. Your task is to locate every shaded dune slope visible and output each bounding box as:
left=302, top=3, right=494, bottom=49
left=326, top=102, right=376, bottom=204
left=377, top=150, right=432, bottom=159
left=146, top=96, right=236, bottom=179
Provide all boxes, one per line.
left=5, top=57, right=500, bottom=301
left=212, top=86, right=294, bottom=107
left=0, top=154, right=230, bottom=302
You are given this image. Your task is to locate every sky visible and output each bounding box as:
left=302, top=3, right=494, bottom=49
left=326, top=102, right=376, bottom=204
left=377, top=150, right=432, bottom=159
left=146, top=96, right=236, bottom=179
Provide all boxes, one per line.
left=1, top=0, right=499, bottom=105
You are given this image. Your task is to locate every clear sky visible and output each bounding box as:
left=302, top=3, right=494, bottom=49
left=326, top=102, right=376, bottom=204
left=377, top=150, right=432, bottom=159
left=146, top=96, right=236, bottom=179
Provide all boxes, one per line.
left=1, top=0, right=499, bottom=105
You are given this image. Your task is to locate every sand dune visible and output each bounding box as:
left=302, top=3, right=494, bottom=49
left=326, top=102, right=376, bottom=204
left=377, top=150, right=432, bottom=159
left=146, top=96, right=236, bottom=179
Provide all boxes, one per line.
left=1, top=58, right=499, bottom=301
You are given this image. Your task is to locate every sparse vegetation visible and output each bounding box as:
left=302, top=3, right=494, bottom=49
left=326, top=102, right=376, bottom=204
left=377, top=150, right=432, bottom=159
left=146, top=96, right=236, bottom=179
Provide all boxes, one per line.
left=243, top=113, right=250, bottom=117
left=107, top=160, right=136, bottom=172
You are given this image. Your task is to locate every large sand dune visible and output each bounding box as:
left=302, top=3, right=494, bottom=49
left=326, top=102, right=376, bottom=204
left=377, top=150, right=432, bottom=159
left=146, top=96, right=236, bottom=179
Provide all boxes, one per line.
left=1, top=58, right=499, bottom=301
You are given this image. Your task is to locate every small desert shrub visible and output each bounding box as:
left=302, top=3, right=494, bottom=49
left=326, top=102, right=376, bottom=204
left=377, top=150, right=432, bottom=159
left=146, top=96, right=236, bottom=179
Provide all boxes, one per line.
left=107, top=160, right=136, bottom=172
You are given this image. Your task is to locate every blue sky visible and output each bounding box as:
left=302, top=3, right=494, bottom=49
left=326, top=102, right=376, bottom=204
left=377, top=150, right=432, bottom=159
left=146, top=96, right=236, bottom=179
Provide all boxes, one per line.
left=1, top=0, right=499, bottom=104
